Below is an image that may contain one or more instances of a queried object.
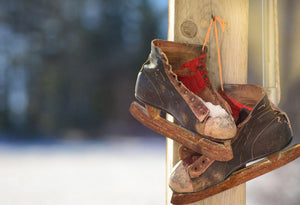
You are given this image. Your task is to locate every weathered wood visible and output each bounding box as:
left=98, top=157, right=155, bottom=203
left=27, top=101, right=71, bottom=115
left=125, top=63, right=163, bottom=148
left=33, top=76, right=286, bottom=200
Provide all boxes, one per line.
left=129, top=102, right=233, bottom=161
left=171, top=143, right=300, bottom=204
left=167, top=0, right=249, bottom=204
left=168, top=0, right=249, bottom=86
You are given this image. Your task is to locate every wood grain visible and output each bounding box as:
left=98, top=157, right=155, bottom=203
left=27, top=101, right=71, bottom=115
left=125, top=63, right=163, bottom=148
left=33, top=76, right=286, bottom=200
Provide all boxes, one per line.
left=167, top=0, right=249, bottom=204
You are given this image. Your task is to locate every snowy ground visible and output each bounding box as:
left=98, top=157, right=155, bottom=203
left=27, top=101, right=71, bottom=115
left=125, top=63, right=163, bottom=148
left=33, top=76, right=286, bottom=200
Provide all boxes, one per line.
left=0, top=136, right=299, bottom=205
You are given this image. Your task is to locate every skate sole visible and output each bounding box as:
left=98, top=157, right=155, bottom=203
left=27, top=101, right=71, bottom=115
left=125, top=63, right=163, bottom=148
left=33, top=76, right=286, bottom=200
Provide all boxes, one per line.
left=135, top=95, right=234, bottom=143
left=171, top=142, right=300, bottom=204
left=129, top=101, right=233, bottom=161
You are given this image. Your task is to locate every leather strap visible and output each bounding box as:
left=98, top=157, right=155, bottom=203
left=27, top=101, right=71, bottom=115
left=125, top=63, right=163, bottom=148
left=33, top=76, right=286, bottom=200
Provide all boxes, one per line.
left=188, top=155, right=215, bottom=179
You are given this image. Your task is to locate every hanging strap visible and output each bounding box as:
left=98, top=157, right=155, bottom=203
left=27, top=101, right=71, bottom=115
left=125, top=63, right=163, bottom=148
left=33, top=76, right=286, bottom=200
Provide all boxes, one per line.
left=202, top=15, right=225, bottom=91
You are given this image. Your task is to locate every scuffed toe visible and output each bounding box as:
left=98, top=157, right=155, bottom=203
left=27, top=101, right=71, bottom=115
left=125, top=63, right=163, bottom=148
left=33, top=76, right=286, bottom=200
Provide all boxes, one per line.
left=203, top=115, right=237, bottom=140
left=169, top=161, right=193, bottom=193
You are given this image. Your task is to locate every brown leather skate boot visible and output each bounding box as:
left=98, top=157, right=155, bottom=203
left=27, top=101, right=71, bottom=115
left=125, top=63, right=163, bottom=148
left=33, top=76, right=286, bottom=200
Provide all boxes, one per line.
left=170, top=84, right=297, bottom=204
left=130, top=40, right=236, bottom=161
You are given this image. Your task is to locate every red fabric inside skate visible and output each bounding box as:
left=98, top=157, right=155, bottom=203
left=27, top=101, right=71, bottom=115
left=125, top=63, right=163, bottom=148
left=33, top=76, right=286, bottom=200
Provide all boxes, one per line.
left=178, top=52, right=252, bottom=119
left=177, top=53, right=210, bottom=95
left=219, top=92, right=252, bottom=118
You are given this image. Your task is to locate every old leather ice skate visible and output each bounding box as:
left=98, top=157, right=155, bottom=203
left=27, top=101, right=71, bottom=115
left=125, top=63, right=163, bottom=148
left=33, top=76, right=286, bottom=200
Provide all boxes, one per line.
left=170, top=84, right=300, bottom=204
left=130, top=40, right=236, bottom=161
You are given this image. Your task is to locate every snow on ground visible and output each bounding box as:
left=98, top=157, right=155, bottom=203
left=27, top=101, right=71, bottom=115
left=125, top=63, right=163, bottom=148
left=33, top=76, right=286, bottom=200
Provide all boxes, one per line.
left=0, top=137, right=166, bottom=205
left=0, top=136, right=299, bottom=205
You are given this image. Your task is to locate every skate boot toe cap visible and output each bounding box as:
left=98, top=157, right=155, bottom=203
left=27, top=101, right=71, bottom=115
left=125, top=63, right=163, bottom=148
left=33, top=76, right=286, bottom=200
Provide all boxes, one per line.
left=203, top=115, right=237, bottom=140
left=169, top=161, right=193, bottom=193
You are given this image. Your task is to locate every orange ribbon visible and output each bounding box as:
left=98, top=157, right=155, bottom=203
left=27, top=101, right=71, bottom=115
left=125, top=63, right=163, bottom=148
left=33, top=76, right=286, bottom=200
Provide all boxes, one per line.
left=202, top=16, right=225, bottom=91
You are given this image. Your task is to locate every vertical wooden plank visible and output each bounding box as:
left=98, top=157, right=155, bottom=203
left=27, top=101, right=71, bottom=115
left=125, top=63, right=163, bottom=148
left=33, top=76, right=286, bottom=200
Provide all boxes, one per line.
left=167, top=0, right=248, bottom=204
left=262, top=0, right=280, bottom=105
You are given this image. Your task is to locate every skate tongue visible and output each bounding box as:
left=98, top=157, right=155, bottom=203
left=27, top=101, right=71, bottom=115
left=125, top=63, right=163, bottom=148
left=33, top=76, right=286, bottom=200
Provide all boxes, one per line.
left=180, top=53, right=207, bottom=73
left=177, top=54, right=231, bottom=119
left=177, top=53, right=210, bottom=94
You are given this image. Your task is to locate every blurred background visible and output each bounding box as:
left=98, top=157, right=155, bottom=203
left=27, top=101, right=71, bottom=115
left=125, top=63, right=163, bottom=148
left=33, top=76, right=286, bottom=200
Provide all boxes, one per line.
left=0, top=0, right=299, bottom=204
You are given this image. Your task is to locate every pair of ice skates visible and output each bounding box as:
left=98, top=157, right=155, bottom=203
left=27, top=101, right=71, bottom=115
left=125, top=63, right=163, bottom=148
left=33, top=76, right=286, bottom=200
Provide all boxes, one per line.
left=130, top=40, right=299, bottom=204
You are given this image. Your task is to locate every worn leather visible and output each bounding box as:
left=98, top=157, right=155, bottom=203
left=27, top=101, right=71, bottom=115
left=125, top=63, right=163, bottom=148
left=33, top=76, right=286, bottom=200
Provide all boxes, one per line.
left=169, top=84, right=293, bottom=193
left=178, top=145, right=216, bottom=179
left=135, top=40, right=236, bottom=141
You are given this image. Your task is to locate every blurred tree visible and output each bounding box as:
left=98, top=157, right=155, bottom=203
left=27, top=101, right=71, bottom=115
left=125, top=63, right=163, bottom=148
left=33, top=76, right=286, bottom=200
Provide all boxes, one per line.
left=0, top=0, right=167, bottom=138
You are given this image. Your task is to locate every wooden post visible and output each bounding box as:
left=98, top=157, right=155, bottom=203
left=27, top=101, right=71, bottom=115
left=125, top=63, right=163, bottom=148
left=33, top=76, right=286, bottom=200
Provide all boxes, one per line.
left=166, top=0, right=249, bottom=204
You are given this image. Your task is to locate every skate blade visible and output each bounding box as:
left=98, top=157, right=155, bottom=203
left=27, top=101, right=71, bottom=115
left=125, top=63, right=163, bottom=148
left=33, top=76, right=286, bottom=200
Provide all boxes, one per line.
left=129, top=101, right=233, bottom=162
left=171, top=143, right=300, bottom=204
